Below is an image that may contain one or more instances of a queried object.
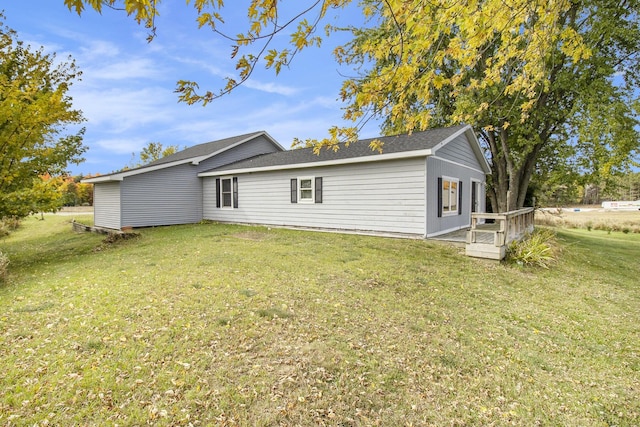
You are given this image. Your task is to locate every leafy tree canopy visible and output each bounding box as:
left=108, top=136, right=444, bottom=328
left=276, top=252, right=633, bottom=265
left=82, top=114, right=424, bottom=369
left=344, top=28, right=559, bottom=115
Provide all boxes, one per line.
left=336, top=0, right=639, bottom=211
left=64, top=1, right=639, bottom=212
left=0, top=15, right=86, bottom=218
left=128, top=142, right=180, bottom=169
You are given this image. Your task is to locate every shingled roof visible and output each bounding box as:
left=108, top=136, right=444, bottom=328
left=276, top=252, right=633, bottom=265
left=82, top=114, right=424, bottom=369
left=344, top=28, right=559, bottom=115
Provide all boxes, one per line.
left=84, top=130, right=281, bottom=183
left=144, top=131, right=269, bottom=167
left=201, top=125, right=480, bottom=175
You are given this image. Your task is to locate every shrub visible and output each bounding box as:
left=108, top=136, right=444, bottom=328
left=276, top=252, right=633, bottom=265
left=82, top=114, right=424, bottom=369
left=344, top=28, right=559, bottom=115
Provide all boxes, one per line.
left=507, top=228, right=560, bottom=269
left=0, top=251, right=8, bottom=282
left=0, top=216, right=21, bottom=237
left=1, top=216, right=20, bottom=230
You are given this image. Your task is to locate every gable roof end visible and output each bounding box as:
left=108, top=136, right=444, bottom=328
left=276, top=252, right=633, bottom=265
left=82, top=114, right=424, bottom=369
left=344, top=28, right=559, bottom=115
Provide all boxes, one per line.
left=466, top=126, right=491, bottom=174
left=430, top=125, right=491, bottom=174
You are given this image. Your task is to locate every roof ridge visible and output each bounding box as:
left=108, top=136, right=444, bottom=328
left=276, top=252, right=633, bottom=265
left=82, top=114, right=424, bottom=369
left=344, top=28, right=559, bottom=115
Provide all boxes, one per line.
left=145, top=130, right=265, bottom=167
left=85, top=130, right=269, bottom=181
left=201, top=125, right=470, bottom=175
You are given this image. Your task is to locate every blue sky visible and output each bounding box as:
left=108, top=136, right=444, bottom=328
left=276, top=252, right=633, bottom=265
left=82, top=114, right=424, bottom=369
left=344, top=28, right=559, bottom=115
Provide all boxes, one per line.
left=2, top=1, right=381, bottom=176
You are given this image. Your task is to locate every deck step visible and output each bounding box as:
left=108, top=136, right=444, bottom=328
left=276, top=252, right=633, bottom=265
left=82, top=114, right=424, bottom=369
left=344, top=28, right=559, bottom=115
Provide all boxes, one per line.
left=465, top=243, right=506, bottom=260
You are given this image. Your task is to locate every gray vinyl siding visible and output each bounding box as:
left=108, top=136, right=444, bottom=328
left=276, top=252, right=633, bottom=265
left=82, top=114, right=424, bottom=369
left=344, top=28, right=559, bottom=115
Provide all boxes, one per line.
left=117, top=136, right=281, bottom=228
left=425, top=156, right=486, bottom=237
left=93, top=182, right=121, bottom=229
left=436, top=132, right=484, bottom=170
left=203, top=158, right=427, bottom=236
left=200, top=135, right=281, bottom=170
left=121, top=163, right=202, bottom=227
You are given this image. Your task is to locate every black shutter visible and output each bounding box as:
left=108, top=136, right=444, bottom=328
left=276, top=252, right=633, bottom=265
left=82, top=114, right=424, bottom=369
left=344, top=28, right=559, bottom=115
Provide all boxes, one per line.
left=471, top=181, right=477, bottom=213
left=215, top=178, right=221, bottom=208
left=233, top=177, right=238, bottom=208
left=437, top=177, right=442, bottom=218
left=458, top=180, right=463, bottom=215
left=290, top=178, right=297, bottom=203
left=315, top=177, right=323, bottom=204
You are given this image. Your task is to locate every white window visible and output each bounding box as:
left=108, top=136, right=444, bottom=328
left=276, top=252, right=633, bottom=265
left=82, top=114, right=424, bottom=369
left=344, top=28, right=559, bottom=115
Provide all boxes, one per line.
left=216, top=177, right=238, bottom=209
left=299, top=177, right=314, bottom=202
left=291, top=177, right=322, bottom=204
left=442, top=176, right=459, bottom=215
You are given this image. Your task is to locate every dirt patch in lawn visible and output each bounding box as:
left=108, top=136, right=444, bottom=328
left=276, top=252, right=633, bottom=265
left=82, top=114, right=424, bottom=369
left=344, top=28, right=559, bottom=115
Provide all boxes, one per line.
left=231, top=230, right=274, bottom=241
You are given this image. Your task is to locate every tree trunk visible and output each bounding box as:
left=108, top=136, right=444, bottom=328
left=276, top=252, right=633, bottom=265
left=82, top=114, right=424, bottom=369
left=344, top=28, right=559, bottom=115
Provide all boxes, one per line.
left=484, top=128, right=548, bottom=213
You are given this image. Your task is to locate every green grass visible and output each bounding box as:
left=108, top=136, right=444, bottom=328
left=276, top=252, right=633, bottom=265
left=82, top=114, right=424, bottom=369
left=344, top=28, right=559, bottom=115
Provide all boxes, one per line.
left=1, top=215, right=639, bottom=426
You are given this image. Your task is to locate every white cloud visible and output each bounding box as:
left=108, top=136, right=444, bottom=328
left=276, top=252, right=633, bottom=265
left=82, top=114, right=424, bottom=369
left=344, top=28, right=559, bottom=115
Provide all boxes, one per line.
left=171, top=56, right=228, bottom=79
left=95, top=137, right=149, bottom=154
left=84, top=57, right=165, bottom=81
left=243, top=80, right=300, bottom=96
left=72, top=86, right=175, bottom=132
left=3, top=0, right=380, bottom=176
left=78, top=39, right=121, bottom=60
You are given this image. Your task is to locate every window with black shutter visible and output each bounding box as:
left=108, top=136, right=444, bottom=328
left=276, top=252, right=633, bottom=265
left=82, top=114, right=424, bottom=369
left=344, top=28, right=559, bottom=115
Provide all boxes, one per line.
left=217, top=177, right=237, bottom=208
left=292, top=176, right=323, bottom=203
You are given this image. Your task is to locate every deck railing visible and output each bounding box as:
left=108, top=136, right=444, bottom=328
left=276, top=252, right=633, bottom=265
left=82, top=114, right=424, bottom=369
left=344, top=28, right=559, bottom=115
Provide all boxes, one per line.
left=466, top=207, right=535, bottom=259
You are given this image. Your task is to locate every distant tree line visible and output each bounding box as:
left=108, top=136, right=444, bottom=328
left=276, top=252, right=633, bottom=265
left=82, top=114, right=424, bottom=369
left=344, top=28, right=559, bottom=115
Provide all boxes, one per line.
left=58, top=175, right=94, bottom=206
left=532, top=171, right=640, bottom=206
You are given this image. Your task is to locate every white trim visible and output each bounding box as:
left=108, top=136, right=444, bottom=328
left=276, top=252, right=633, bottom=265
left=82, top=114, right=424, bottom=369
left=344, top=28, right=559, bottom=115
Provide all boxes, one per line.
left=259, top=131, right=286, bottom=151
left=428, top=125, right=490, bottom=174
left=441, top=175, right=459, bottom=216
left=464, top=127, right=492, bottom=174
left=198, top=149, right=434, bottom=177
left=82, top=160, right=193, bottom=183
left=430, top=125, right=471, bottom=152
left=430, top=155, right=487, bottom=174
left=83, top=175, right=125, bottom=183
left=219, top=177, right=234, bottom=209
left=297, top=176, right=315, bottom=203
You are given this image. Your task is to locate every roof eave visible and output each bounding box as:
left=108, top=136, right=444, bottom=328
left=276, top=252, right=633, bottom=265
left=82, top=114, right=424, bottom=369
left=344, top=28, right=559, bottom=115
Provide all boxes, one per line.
left=82, top=175, right=124, bottom=183
left=85, top=131, right=285, bottom=181
left=198, top=148, right=433, bottom=177
left=83, top=158, right=197, bottom=183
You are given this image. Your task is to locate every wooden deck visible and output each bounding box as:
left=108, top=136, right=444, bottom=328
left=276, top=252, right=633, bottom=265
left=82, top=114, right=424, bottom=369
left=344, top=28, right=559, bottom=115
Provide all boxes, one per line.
left=429, top=208, right=536, bottom=260
left=431, top=226, right=497, bottom=245
left=465, top=208, right=535, bottom=260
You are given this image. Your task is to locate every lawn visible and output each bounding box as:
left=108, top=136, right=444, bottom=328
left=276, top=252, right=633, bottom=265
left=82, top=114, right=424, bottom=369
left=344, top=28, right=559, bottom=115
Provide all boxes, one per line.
left=1, top=215, right=638, bottom=426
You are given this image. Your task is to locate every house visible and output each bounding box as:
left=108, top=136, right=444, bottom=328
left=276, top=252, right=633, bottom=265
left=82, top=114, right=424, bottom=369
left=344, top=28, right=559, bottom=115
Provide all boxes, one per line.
left=199, top=124, right=489, bottom=238
left=85, top=124, right=490, bottom=238
left=83, top=131, right=284, bottom=230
